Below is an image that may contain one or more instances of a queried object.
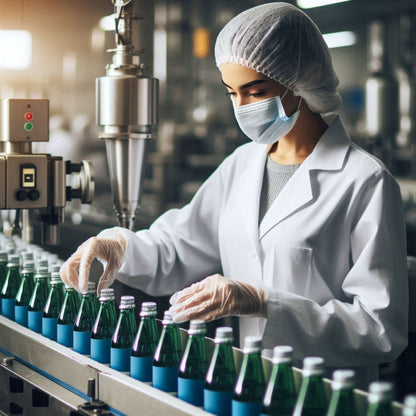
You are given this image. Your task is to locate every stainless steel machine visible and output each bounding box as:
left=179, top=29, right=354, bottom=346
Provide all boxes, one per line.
left=0, top=98, right=94, bottom=245
left=96, top=0, right=158, bottom=230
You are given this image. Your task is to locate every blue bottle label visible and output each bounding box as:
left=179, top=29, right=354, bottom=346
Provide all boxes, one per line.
left=42, top=317, right=58, bottom=341
left=110, top=347, right=131, bottom=372
left=15, top=305, right=28, bottom=327
left=57, top=324, right=73, bottom=347
left=28, top=311, right=43, bottom=333
left=91, top=338, right=111, bottom=364
left=73, top=331, right=91, bottom=355
left=178, top=377, right=204, bottom=407
left=130, top=356, right=153, bottom=382
left=152, top=365, right=178, bottom=393
left=232, top=400, right=261, bottom=416
left=2, top=298, right=15, bottom=320
left=204, top=389, right=233, bottom=416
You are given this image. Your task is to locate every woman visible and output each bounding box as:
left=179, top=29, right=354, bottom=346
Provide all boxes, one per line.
left=61, top=2, right=408, bottom=389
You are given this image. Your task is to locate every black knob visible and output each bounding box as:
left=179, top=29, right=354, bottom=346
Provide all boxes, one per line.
left=15, top=190, right=27, bottom=201
left=28, top=190, right=40, bottom=201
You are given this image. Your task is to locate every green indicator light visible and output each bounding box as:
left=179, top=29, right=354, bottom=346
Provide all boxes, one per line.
left=24, top=122, right=33, bottom=131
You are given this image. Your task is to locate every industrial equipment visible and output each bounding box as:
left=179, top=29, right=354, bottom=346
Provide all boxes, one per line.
left=0, top=98, right=94, bottom=246
left=96, top=0, right=158, bottom=230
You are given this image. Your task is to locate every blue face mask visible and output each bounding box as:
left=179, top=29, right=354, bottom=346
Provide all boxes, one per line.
left=233, top=90, right=302, bottom=145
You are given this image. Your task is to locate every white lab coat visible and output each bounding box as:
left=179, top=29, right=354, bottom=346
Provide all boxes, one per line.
left=114, top=117, right=408, bottom=389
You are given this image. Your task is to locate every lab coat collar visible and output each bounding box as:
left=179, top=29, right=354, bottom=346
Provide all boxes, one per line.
left=306, top=116, right=351, bottom=172
left=235, top=116, right=351, bottom=241
left=259, top=116, right=351, bottom=239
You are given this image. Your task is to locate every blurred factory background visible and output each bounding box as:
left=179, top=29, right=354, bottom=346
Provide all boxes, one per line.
left=1, top=0, right=416, bottom=400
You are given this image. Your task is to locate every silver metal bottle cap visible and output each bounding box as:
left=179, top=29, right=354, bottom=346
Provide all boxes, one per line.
left=82, top=281, right=96, bottom=295
left=243, top=336, right=262, bottom=353
left=140, top=301, right=157, bottom=316
left=404, top=395, right=416, bottom=411
left=51, top=264, right=61, bottom=274
left=188, top=319, right=206, bottom=335
left=119, top=295, right=135, bottom=309
left=36, top=259, right=49, bottom=269
left=8, top=254, right=20, bottom=266
left=272, top=346, right=293, bottom=364
left=99, top=288, right=115, bottom=302
left=214, top=327, right=233, bottom=343
left=35, top=266, right=50, bottom=279
left=368, top=381, right=394, bottom=403
left=331, top=369, right=356, bottom=390
left=50, top=274, right=63, bottom=284
left=302, top=357, right=325, bottom=377
left=21, top=251, right=34, bottom=261
left=22, top=261, right=35, bottom=272
left=162, top=311, right=174, bottom=325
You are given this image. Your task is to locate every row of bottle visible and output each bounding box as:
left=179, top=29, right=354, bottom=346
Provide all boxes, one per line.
left=0, top=240, right=415, bottom=416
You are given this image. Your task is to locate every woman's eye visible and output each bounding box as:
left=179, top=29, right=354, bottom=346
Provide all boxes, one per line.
left=225, top=91, right=236, bottom=96
left=249, top=91, right=265, bottom=97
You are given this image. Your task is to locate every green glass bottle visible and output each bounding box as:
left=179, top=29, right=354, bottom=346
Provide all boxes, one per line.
left=1, top=254, right=21, bottom=320
left=232, top=336, right=266, bottom=416
left=366, top=382, right=394, bottom=416
left=261, top=345, right=297, bottom=416
left=28, top=266, right=50, bottom=333
left=152, top=311, right=182, bottom=394
left=57, top=284, right=81, bottom=347
left=293, top=357, right=328, bottom=416
left=403, top=395, right=416, bottom=416
left=73, top=282, right=99, bottom=355
left=204, top=326, right=237, bottom=416
left=91, top=288, right=118, bottom=364
left=111, top=295, right=137, bottom=371
left=178, top=320, right=208, bottom=406
left=0, top=250, right=8, bottom=314
left=15, top=260, right=35, bottom=327
left=131, top=301, right=159, bottom=382
left=326, top=370, right=357, bottom=416
left=42, top=267, right=65, bottom=341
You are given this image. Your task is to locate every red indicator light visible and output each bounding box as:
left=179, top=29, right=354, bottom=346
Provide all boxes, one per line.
left=24, top=112, right=33, bottom=121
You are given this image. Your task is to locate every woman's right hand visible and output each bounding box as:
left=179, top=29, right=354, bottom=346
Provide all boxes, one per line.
left=60, top=229, right=127, bottom=294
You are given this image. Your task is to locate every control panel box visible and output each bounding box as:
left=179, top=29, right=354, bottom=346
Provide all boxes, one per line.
left=0, top=99, right=49, bottom=142
left=4, top=154, right=48, bottom=209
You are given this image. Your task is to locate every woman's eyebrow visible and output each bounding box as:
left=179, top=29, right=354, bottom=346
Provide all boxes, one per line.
left=221, top=79, right=267, bottom=90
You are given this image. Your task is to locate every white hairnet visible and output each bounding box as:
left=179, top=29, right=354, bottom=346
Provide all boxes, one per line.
left=215, top=2, right=342, bottom=115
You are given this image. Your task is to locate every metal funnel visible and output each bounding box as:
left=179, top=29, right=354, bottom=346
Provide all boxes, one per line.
left=105, top=136, right=146, bottom=230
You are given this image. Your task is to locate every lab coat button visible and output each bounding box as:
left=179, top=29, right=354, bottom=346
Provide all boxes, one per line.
left=252, top=252, right=258, bottom=261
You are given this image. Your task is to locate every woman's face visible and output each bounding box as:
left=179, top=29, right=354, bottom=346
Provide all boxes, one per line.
left=220, top=63, right=300, bottom=116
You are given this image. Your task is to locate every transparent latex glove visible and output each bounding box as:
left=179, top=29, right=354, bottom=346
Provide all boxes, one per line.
left=60, top=229, right=126, bottom=294
left=169, top=274, right=267, bottom=323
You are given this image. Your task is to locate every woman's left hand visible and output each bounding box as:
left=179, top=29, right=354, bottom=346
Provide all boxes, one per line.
left=169, top=274, right=267, bottom=323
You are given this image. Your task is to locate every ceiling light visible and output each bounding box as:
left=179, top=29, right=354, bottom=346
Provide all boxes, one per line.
left=297, top=0, right=351, bottom=9
left=323, top=31, right=357, bottom=49
left=99, top=14, right=116, bottom=31
left=0, top=30, right=31, bottom=70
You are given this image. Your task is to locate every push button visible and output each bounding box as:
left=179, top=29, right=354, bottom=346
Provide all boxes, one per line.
left=15, top=190, right=27, bottom=201
left=28, top=190, right=40, bottom=201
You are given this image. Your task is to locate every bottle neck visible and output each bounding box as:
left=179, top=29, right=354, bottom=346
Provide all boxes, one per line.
left=111, top=308, right=137, bottom=348
left=178, top=333, right=207, bottom=377
left=234, top=350, right=265, bottom=402
left=131, top=314, right=159, bottom=356
left=205, top=341, right=236, bottom=390
left=153, top=323, right=182, bottom=366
